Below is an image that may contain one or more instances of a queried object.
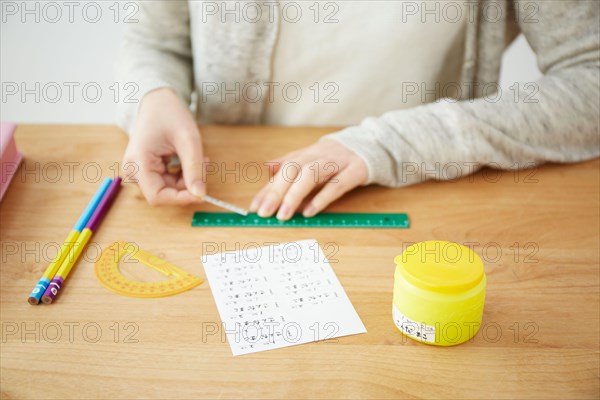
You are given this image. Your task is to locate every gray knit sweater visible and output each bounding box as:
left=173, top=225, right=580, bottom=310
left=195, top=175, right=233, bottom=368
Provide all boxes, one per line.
left=116, top=0, right=600, bottom=187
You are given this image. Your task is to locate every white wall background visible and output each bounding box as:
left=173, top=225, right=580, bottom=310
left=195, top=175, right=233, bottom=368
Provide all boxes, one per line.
left=1, top=0, right=542, bottom=124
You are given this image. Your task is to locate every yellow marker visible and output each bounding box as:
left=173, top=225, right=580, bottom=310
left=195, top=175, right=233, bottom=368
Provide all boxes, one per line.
left=392, top=241, right=486, bottom=346
left=95, top=241, right=203, bottom=298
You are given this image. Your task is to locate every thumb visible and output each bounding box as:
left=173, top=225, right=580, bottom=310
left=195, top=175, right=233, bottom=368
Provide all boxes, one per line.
left=174, top=131, right=206, bottom=198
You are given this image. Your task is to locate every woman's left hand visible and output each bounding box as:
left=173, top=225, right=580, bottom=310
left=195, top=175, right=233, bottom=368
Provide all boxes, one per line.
left=249, top=140, right=368, bottom=220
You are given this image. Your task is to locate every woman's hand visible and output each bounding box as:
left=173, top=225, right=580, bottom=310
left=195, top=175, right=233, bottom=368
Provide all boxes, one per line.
left=250, top=140, right=368, bottom=220
left=122, top=88, right=206, bottom=206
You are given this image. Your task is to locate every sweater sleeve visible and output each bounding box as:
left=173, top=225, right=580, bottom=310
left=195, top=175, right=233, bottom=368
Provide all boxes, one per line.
left=115, top=0, right=193, bottom=134
left=322, top=0, right=600, bottom=187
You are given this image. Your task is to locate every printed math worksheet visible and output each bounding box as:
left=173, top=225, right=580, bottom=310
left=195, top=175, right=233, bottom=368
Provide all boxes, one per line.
left=202, top=239, right=367, bottom=355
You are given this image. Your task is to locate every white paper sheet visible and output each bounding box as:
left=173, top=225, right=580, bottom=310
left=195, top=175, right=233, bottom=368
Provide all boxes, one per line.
left=202, top=239, right=367, bottom=355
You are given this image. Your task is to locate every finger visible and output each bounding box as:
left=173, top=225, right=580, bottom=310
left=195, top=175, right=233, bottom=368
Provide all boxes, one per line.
left=174, top=131, right=206, bottom=198
left=256, top=159, right=307, bottom=218
left=122, top=153, right=142, bottom=183
left=303, top=166, right=363, bottom=217
left=175, top=175, right=187, bottom=190
left=249, top=184, right=270, bottom=212
left=276, top=160, right=336, bottom=220
left=162, top=173, right=178, bottom=187
left=265, top=150, right=300, bottom=176
left=137, top=157, right=201, bottom=206
left=162, top=173, right=187, bottom=190
left=249, top=156, right=299, bottom=211
left=149, top=186, right=201, bottom=206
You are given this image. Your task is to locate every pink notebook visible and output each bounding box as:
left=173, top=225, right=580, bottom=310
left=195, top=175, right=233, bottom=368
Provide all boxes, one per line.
left=1, top=122, right=23, bottom=201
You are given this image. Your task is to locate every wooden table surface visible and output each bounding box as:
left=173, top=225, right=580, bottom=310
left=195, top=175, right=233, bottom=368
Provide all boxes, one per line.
left=1, top=125, right=599, bottom=399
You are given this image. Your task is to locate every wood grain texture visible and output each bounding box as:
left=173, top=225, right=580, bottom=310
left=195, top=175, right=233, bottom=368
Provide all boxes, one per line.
left=1, top=125, right=598, bottom=399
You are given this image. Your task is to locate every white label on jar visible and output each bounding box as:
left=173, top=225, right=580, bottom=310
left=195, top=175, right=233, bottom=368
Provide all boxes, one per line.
left=393, top=304, right=436, bottom=343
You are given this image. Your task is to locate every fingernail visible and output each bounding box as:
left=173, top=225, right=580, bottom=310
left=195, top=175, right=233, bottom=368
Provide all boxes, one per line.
left=303, top=204, right=317, bottom=218
left=190, top=180, right=205, bottom=197
left=258, top=199, right=275, bottom=218
left=277, top=204, right=291, bottom=221
left=249, top=198, right=261, bottom=212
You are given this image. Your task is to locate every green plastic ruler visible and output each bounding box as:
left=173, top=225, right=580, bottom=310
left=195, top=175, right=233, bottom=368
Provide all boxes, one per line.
left=192, top=212, right=409, bottom=228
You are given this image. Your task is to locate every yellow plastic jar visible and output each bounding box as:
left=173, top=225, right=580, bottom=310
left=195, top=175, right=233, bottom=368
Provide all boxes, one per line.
left=392, top=241, right=486, bottom=346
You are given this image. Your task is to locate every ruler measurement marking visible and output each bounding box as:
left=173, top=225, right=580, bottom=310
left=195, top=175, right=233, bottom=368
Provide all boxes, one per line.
left=192, top=212, right=410, bottom=229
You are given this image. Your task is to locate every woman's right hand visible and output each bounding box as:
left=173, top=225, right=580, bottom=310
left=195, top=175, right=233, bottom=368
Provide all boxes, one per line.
left=122, top=88, right=206, bottom=206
